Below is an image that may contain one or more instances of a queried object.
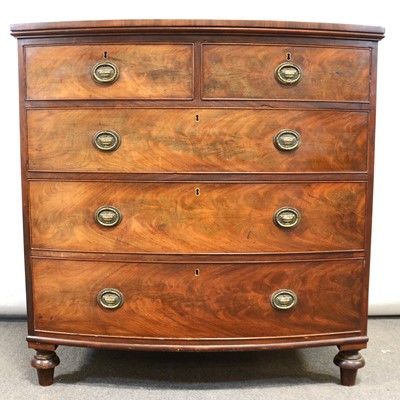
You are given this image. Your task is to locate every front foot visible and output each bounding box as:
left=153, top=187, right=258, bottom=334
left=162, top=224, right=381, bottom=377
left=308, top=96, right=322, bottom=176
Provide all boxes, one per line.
left=334, top=350, right=365, bottom=386
left=31, top=350, right=60, bottom=386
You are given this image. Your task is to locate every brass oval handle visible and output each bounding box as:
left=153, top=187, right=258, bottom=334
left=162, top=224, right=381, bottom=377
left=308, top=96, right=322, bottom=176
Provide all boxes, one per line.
left=92, top=61, right=120, bottom=84
left=94, top=206, right=122, bottom=227
left=275, top=62, right=302, bottom=85
left=270, top=289, right=297, bottom=310
left=274, top=129, right=301, bottom=151
left=274, top=207, right=301, bottom=228
left=97, top=288, right=124, bottom=310
left=93, top=130, right=121, bottom=152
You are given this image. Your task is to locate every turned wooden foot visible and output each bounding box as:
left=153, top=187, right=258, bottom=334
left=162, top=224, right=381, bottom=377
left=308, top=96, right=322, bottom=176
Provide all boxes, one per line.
left=334, top=350, right=365, bottom=386
left=31, top=350, right=60, bottom=386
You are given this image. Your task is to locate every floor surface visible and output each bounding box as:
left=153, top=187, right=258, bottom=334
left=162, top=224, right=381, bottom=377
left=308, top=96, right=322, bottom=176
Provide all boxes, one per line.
left=1, top=317, right=399, bottom=399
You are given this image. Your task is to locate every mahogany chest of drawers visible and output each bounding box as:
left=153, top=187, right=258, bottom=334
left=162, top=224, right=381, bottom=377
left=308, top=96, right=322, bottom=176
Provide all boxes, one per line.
left=11, top=19, right=384, bottom=386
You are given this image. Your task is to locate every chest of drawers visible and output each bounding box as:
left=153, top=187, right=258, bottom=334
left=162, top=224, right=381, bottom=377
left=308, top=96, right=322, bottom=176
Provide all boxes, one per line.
left=11, top=19, right=384, bottom=386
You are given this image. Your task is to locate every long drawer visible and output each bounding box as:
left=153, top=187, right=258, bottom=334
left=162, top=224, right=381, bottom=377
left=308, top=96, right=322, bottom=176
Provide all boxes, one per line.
left=27, top=109, right=368, bottom=173
left=25, top=44, right=194, bottom=100
left=202, top=44, right=371, bottom=102
left=29, top=181, right=366, bottom=253
left=32, top=258, right=364, bottom=338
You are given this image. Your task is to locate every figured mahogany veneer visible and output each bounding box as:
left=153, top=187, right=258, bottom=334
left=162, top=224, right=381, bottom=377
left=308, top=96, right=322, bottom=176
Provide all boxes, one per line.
left=11, top=19, right=384, bottom=387
left=32, top=258, right=363, bottom=338
left=29, top=181, right=366, bottom=253
left=202, top=45, right=371, bottom=102
left=25, top=44, right=194, bottom=100
left=27, top=109, right=368, bottom=173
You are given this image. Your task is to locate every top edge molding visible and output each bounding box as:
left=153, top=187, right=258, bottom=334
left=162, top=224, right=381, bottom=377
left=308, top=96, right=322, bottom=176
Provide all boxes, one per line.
left=10, top=19, right=385, bottom=40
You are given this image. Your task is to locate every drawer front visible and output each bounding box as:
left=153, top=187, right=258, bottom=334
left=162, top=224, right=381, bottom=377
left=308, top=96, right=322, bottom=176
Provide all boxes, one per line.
left=25, top=44, right=193, bottom=100
left=202, top=45, right=370, bottom=102
left=27, top=109, right=368, bottom=173
left=32, top=258, right=363, bottom=338
left=30, top=182, right=366, bottom=253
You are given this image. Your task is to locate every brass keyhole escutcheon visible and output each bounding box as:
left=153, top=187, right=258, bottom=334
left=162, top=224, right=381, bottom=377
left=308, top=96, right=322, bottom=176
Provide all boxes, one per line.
left=195, top=188, right=201, bottom=196
left=195, top=268, right=200, bottom=277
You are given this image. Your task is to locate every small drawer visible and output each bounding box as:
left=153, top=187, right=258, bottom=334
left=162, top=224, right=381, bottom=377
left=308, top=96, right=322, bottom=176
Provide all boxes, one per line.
left=27, top=108, right=368, bottom=173
left=32, top=258, right=364, bottom=339
left=29, top=181, right=366, bottom=254
left=202, top=44, right=370, bottom=102
left=25, top=44, right=194, bottom=100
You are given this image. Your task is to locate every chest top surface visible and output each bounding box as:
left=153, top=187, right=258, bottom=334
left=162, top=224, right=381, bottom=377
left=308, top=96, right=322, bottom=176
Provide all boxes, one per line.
left=10, top=19, right=385, bottom=38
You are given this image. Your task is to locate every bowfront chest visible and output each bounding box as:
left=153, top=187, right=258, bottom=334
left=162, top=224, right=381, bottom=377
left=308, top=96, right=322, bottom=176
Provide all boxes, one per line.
left=10, top=19, right=384, bottom=386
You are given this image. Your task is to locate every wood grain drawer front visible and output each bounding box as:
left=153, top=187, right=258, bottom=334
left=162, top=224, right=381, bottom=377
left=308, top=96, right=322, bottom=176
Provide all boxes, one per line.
left=29, top=182, right=366, bottom=253
left=202, top=45, right=370, bottom=102
left=32, top=258, right=363, bottom=339
left=25, top=44, right=193, bottom=100
left=27, top=109, right=368, bottom=173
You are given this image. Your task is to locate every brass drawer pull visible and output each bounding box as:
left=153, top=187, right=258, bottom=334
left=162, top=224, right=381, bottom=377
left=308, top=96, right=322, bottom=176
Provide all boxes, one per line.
left=274, top=207, right=301, bottom=228
left=94, top=206, right=122, bottom=227
left=93, top=130, right=121, bottom=152
left=92, top=61, right=120, bottom=84
left=275, top=62, right=302, bottom=85
left=274, top=129, right=301, bottom=151
left=270, top=289, right=297, bottom=310
left=97, top=288, right=124, bottom=310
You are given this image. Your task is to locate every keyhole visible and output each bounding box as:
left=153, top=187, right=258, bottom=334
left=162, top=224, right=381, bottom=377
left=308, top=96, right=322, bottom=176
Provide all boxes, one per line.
left=103, top=51, right=108, bottom=59
left=286, top=52, right=292, bottom=61
left=195, top=269, right=200, bottom=277
left=195, top=188, right=201, bottom=196
left=195, top=114, right=200, bottom=123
